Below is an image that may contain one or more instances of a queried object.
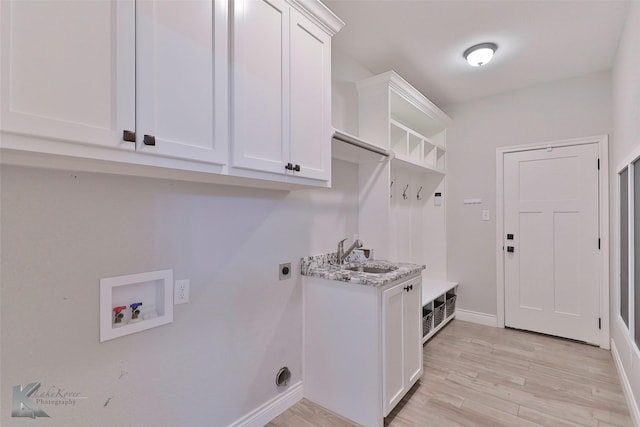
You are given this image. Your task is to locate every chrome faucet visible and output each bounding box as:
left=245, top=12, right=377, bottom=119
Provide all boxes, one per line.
left=337, top=238, right=363, bottom=265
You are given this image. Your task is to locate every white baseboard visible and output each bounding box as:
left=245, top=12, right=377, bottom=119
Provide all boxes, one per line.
left=611, top=340, right=640, bottom=427
left=455, top=309, right=498, bottom=327
left=229, top=381, right=303, bottom=427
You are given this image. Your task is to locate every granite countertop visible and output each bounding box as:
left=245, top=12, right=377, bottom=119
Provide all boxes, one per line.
left=300, top=252, right=425, bottom=288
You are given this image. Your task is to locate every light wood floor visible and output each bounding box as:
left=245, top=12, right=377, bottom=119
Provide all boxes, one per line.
left=268, top=320, right=632, bottom=427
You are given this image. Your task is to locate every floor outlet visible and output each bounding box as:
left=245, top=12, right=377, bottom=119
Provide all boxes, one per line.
left=174, top=279, right=190, bottom=304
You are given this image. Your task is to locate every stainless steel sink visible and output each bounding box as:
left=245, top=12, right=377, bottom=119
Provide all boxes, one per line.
left=343, top=265, right=398, bottom=274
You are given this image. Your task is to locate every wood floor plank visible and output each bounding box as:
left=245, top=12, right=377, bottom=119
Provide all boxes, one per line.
left=269, top=321, right=633, bottom=427
left=517, top=405, right=586, bottom=427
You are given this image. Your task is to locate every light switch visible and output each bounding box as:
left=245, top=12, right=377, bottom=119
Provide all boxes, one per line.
left=482, top=210, right=490, bottom=221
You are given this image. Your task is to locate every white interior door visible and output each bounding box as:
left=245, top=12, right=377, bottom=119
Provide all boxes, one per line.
left=504, top=143, right=601, bottom=344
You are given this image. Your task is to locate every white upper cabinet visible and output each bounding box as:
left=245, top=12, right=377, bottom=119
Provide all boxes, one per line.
left=289, top=9, right=331, bottom=181
left=0, top=0, right=135, bottom=151
left=1, top=0, right=226, bottom=165
left=231, top=0, right=290, bottom=175
left=231, top=0, right=342, bottom=183
left=135, top=0, right=228, bottom=164
left=1, top=0, right=343, bottom=188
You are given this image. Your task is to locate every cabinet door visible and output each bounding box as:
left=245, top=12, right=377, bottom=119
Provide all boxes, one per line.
left=289, top=9, right=331, bottom=181
left=231, top=0, right=289, bottom=174
left=382, top=282, right=405, bottom=416
left=0, top=0, right=134, bottom=150
left=404, top=279, right=423, bottom=386
left=136, top=0, right=227, bottom=164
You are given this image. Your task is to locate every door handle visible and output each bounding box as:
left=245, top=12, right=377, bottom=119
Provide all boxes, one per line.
left=507, top=246, right=515, bottom=253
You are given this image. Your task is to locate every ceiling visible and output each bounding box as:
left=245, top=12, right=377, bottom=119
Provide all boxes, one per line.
left=324, top=0, right=630, bottom=107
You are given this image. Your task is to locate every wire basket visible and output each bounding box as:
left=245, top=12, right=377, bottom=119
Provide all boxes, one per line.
left=446, top=292, right=457, bottom=318
left=433, top=301, right=445, bottom=327
left=422, top=308, right=433, bottom=337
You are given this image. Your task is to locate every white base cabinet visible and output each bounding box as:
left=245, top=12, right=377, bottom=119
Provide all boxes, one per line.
left=303, top=274, right=423, bottom=427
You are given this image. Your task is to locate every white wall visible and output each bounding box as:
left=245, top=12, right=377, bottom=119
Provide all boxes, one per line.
left=0, top=160, right=359, bottom=426
left=332, top=47, right=373, bottom=134
left=611, top=1, right=640, bottom=419
left=443, top=71, right=612, bottom=316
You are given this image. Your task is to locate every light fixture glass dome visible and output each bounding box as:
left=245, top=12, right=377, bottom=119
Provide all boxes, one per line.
left=464, top=43, right=498, bottom=67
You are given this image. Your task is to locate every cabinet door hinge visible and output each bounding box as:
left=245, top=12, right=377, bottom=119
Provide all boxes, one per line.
left=598, top=317, right=602, bottom=330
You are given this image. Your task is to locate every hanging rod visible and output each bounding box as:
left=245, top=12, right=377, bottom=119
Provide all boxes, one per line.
left=332, top=129, right=391, bottom=157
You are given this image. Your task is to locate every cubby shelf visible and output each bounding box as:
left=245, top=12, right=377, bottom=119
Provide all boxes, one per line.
left=354, top=70, right=459, bottom=340
left=357, top=70, right=451, bottom=174
left=392, top=153, right=445, bottom=176
left=388, top=118, right=447, bottom=172
left=421, top=280, right=458, bottom=344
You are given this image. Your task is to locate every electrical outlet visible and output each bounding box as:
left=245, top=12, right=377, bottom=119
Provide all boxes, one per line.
left=174, top=279, right=190, bottom=304
left=279, top=263, right=291, bottom=280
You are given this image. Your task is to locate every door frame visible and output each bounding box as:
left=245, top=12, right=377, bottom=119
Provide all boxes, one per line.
left=495, top=135, right=610, bottom=349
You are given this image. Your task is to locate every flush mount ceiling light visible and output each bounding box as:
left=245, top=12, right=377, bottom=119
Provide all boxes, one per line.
left=463, top=42, right=498, bottom=67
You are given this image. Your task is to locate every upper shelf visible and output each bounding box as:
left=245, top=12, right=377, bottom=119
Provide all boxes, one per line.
left=357, top=71, right=452, bottom=136
left=356, top=71, right=451, bottom=174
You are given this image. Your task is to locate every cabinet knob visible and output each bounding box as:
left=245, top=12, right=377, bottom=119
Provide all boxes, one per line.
left=122, top=130, right=136, bottom=143
left=507, top=246, right=515, bottom=253
left=285, top=163, right=293, bottom=171
left=143, top=135, right=156, bottom=146
left=293, top=164, right=301, bottom=172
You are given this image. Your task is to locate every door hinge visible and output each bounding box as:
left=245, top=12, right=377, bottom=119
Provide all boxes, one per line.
left=598, top=238, right=601, bottom=250
left=598, top=317, right=601, bottom=330
left=597, top=158, right=600, bottom=170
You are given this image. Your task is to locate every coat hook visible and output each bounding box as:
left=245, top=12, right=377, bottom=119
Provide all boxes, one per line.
left=390, top=181, right=394, bottom=198
left=417, top=186, right=423, bottom=200
left=403, top=184, right=409, bottom=200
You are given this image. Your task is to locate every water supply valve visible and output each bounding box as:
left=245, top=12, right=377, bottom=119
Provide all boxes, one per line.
left=113, top=306, right=127, bottom=325
left=130, top=302, right=143, bottom=322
